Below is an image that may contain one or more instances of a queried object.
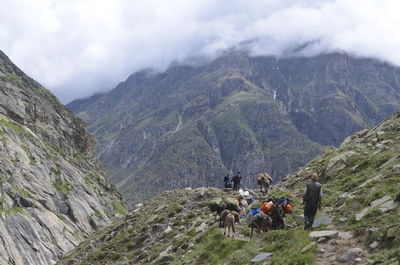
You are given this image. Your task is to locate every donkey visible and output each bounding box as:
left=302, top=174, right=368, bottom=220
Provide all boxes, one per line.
left=269, top=199, right=285, bottom=230
left=220, top=209, right=240, bottom=228
left=222, top=210, right=240, bottom=238
left=250, top=215, right=272, bottom=238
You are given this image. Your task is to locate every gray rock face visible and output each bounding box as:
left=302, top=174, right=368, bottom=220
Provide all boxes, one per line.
left=251, top=252, right=273, bottom=263
left=69, top=52, right=400, bottom=204
left=309, top=231, right=339, bottom=239
left=356, top=195, right=395, bottom=221
left=379, top=200, right=398, bottom=212
left=0, top=50, right=123, bottom=265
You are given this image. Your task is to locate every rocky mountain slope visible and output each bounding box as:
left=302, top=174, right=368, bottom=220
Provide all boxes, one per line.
left=69, top=51, right=400, bottom=205
left=60, top=109, right=400, bottom=264
left=280, top=109, right=400, bottom=263
left=0, top=50, right=126, bottom=265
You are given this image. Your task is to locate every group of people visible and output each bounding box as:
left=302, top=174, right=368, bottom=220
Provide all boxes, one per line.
left=223, top=172, right=242, bottom=191
left=222, top=171, right=323, bottom=230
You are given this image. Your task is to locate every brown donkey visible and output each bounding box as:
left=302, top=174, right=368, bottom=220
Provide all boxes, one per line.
left=222, top=210, right=239, bottom=237
left=250, top=215, right=272, bottom=238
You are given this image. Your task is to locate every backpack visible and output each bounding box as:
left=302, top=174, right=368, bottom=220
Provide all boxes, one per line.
left=225, top=181, right=233, bottom=188
left=249, top=208, right=260, bottom=215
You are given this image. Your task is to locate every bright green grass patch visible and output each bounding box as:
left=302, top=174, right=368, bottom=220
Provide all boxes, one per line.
left=22, top=147, right=36, bottom=165
left=0, top=119, right=30, bottom=137
left=93, top=210, right=103, bottom=219
left=3, top=73, right=20, bottom=82
left=14, top=186, right=29, bottom=198
left=6, top=206, right=32, bottom=218
left=173, top=227, right=246, bottom=265
left=258, top=230, right=316, bottom=265
left=53, top=179, right=73, bottom=197
left=173, top=228, right=315, bottom=265
left=113, top=202, right=128, bottom=215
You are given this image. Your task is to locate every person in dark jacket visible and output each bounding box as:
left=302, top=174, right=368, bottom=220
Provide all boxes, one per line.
left=232, top=172, right=241, bottom=191
left=303, top=173, right=322, bottom=230
left=223, top=174, right=231, bottom=189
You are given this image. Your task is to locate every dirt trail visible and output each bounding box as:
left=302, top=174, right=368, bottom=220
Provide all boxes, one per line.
left=219, top=188, right=371, bottom=263
left=314, top=229, right=370, bottom=265
left=311, top=208, right=370, bottom=264
left=219, top=221, right=251, bottom=242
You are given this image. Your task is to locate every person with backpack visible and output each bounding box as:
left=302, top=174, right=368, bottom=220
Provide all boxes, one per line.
left=232, top=172, right=241, bottom=191
left=258, top=173, right=272, bottom=195
left=223, top=174, right=230, bottom=188
left=303, top=173, right=322, bottom=230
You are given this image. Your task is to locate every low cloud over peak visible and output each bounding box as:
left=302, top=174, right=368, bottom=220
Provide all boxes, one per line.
left=1, top=0, right=400, bottom=102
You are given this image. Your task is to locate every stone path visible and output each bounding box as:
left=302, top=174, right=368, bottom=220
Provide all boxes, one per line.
left=314, top=230, right=371, bottom=264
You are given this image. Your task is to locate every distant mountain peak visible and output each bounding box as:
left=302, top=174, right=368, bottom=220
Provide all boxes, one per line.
left=68, top=52, right=400, bottom=205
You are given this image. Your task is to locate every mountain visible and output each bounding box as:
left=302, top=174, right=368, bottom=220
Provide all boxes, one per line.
left=0, top=50, right=126, bottom=265
left=68, top=51, right=400, bottom=205
left=278, top=109, right=400, bottom=263
left=59, top=109, right=400, bottom=265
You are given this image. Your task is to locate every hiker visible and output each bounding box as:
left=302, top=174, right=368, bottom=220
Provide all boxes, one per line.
left=232, top=172, right=241, bottom=191
left=258, top=173, right=272, bottom=195
left=303, top=173, right=322, bottom=230
left=223, top=174, right=232, bottom=189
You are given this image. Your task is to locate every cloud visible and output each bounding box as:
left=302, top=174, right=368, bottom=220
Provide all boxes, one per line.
left=1, top=0, right=400, bottom=103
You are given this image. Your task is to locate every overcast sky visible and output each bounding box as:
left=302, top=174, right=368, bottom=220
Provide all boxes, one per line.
left=1, top=0, right=400, bottom=103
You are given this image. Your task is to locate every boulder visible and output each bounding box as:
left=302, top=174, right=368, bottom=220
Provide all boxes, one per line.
left=195, top=223, right=208, bottom=233
left=164, top=226, right=172, bottom=234
left=371, top=195, right=392, bottom=207
left=379, top=200, right=398, bottom=212
left=356, top=195, right=393, bottom=221
left=325, top=151, right=356, bottom=177
left=251, top=253, right=273, bottom=263
left=369, top=241, right=378, bottom=249
left=358, top=175, right=382, bottom=188
left=309, top=231, right=339, bottom=240
left=312, top=216, right=333, bottom=228
left=338, top=231, right=353, bottom=240
left=300, top=242, right=317, bottom=253
left=339, top=248, right=363, bottom=263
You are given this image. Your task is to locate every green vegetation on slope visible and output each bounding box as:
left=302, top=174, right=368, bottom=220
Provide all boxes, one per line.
left=175, top=228, right=315, bottom=265
left=280, top=110, right=400, bottom=263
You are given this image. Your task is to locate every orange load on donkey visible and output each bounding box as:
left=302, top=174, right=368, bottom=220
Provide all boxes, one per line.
left=284, top=203, right=293, bottom=214
left=260, top=201, right=274, bottom=214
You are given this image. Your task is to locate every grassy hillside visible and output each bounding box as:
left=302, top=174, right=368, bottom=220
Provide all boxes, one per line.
left=60, top=110, right=400, bottom=264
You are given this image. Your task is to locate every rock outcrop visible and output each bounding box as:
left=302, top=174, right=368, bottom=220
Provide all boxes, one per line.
left=69, top=51, right=400, bottom=205
left=281, top=109, right=400, bottom=264
left=0, top=50, right=124, bottom=265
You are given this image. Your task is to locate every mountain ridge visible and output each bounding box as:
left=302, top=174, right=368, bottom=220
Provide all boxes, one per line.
left=0, top=50, right=126, bottom=265
left=69, top=51, right=400, bottom=205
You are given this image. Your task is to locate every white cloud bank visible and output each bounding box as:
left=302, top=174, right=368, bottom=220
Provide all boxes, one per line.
left=1, top=0, right=400, bottom=102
